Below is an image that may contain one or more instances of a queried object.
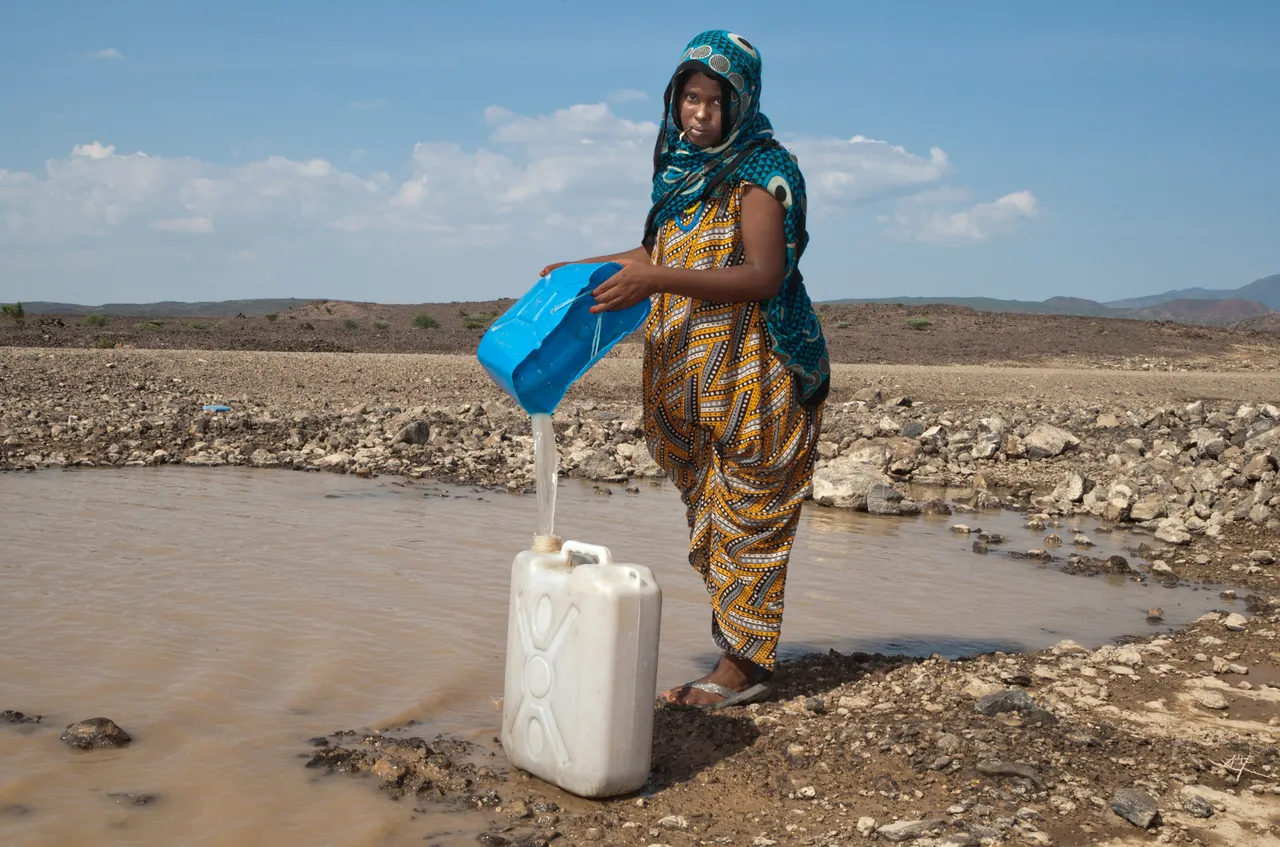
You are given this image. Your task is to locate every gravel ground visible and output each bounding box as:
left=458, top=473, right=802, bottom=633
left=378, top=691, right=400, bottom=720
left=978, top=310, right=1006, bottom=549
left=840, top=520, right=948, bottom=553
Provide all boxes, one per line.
left=4, top=345, right=1280, bottom=846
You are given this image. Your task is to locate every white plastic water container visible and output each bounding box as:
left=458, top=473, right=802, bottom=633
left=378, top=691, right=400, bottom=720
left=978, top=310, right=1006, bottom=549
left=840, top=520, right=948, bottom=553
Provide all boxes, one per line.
left=501, top=537, right=662, bottom=798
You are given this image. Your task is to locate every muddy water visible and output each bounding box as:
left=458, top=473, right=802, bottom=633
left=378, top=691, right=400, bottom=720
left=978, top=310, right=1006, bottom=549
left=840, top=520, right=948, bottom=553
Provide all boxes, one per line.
left=0, top=468, right=1228, bottom=846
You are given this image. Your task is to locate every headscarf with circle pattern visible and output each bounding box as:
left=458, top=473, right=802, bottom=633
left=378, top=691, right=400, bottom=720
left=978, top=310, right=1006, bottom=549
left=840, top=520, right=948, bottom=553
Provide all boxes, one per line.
left=644, top=29, right=830, bottom=407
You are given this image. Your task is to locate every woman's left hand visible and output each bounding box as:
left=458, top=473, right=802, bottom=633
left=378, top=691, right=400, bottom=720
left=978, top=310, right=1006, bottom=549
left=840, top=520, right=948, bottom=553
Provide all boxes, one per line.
left=589, top=262, right=659, bottom=313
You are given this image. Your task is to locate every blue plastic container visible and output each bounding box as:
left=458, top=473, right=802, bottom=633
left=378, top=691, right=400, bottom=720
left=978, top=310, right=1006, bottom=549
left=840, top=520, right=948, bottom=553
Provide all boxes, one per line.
left=478, top=262, right=650, bottom=415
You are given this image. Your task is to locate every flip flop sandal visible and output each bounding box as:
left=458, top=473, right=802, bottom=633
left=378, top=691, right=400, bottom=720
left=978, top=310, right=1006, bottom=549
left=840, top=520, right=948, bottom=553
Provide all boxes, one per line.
left=659, top=679, right=775, bottom=711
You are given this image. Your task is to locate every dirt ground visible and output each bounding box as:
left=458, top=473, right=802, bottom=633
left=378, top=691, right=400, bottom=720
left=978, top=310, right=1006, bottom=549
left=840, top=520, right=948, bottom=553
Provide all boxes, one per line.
left=5, top=299, right=1280, bottom=370
left=3, top=304, right=1280, bottom=846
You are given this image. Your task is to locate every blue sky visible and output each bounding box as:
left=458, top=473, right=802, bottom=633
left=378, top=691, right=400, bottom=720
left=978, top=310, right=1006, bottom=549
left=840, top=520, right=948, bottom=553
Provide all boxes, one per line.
left=1, top=1, right=1277, bottom=305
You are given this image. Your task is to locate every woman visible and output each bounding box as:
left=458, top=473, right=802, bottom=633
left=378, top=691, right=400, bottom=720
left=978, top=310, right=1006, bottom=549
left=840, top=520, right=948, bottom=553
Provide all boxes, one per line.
left=540, top=30, right=830, bottom=710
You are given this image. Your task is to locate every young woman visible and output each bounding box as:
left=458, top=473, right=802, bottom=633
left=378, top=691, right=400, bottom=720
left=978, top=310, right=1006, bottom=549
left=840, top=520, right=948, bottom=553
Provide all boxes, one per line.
left=540, top=30, right=830, bottom=709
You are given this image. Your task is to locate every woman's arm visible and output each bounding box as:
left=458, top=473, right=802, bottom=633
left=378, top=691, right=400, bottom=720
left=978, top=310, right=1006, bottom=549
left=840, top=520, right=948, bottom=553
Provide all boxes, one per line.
left=589, top=186, right=786, bottom=313
left=539, top=245, right=651, bottom=278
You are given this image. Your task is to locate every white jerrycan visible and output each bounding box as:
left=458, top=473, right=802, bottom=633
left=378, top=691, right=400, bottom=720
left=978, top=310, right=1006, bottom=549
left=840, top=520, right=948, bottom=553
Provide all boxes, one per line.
left=501, top=536, right=662, bottom=798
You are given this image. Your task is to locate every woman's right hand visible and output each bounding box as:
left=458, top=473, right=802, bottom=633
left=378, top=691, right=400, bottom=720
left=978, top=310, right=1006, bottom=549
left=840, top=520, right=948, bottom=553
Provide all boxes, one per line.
left=540, top=261, right=572, bottom=277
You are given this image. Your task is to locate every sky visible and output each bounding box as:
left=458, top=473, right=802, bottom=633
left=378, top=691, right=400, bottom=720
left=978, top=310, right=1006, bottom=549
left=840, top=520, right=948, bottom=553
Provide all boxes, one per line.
left=1, top=0, right=1277, bottom=306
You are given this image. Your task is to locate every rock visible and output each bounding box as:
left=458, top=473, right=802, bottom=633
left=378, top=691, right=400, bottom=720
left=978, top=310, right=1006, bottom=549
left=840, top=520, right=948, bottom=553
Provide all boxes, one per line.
left=1192, top=690, right=1229, bottom=710
left=867, top=483, right=916, bottom=516
left=812, top=452, right=895, bottom=511
left=392, top=420, right=430, bottom=445
left=875, top=819, right=944, bottom=842
left=975, top=760, right=1048, bottom=791
left=1096, top=412, right=1122, bottom=429
left=1051, top=471, right=1092, bottom=503
left=1110, top=788, right=1160, bottom=829
left=61, top=717, right=131, bottom=749
left=1154, top=520, right=1191, bottom=545
left=1, top=710, right=41, bottom=724
left=1243, top=453, right=1276, bottom=481
left=1249, top=549, right=1275, bottom=564
left=856, top=817, right=877, bottom=836
left=972, top=540, right=988, bottom=554
left=852, top=387, right=882, bottom=405
left=1182, top=794, right=1214, bottom=819
left=1129, top=493, right=1166, bottom=522
left=975, top=689, right=1038, bottom=716
left=1223, top=613, right=1248, bottom=631
left=1024, top=425, right=1079, bottom=459
left=658, top=815, right=689, bottom=830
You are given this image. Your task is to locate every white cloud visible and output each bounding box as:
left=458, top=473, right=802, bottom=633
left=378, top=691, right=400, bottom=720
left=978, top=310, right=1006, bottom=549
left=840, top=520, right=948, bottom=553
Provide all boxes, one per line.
left=350, top=98, right=387, bottom=110
left=882, top=190, right=1040, bottom=243
left=151, top=217, right=213, bottom=233
left=0, top=102, right=1035, bottom=302
left=607, top=89, right=648, bottom=104
left=88, top=48, right=123, bottom=60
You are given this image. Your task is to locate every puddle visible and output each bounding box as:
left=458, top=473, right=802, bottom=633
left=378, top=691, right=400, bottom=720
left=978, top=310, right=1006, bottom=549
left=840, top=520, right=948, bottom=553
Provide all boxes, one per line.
left=0, top=467, right=1235, bottom=846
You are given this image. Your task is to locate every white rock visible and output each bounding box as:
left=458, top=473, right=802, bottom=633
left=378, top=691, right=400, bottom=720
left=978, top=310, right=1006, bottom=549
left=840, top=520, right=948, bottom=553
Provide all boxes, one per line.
left=1224, top=613, right=1248, bottom=631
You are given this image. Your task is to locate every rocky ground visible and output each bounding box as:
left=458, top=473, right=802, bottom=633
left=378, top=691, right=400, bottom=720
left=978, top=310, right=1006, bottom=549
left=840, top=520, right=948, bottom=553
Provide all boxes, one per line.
left=3, top=334, right=1280, bottom=844
left=5, top=298, right=1280, bottom=369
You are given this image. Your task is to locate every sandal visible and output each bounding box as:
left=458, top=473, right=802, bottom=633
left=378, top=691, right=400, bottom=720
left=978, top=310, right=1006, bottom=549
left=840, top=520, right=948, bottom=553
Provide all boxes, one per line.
left=659, top=678, right=775, bottom=711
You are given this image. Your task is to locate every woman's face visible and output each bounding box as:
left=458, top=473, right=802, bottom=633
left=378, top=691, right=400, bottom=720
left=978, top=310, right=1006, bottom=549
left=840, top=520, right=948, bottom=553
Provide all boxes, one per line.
left=678, top=71, right=725, bottom=148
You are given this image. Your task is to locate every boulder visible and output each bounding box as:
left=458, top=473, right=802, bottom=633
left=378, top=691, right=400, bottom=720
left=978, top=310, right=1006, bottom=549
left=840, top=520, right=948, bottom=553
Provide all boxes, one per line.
left=1024, top=425, right=1078, bottom=459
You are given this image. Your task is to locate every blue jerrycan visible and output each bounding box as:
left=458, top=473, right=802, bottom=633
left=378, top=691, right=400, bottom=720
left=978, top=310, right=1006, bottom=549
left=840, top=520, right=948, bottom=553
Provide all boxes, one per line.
left=477, top=263, right=651, bottom=415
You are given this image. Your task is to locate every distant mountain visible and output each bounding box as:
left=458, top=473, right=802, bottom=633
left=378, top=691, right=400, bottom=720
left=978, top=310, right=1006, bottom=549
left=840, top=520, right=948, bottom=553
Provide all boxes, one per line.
left=20, top=298, right=313, bottom=317
left=1128, top=298, right=1273, bottom=323
left=1105, top=273, right=1280, bottom=311
left=822, top=272, right=1279, bottom=326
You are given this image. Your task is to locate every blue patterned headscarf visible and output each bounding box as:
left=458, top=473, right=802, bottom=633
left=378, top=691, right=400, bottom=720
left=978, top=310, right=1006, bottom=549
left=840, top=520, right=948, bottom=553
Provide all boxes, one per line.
left=644, top=29, right=830, bottom=407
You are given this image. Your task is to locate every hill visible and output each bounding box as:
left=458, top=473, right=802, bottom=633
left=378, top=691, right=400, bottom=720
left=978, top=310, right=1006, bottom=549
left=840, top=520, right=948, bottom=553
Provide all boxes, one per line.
left=19, top=299, right=314, bottom=318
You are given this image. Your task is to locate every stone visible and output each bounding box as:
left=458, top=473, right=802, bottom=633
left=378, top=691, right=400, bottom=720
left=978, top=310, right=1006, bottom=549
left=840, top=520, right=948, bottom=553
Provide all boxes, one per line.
left=867, top=483, right=917, bottom=516
left=812, top=452, right=895, bottom=511
left=61, top=717, right=131, bottom=749
left=875, top=819, right=944, bottom=842
left=392, top=420, right=430, bottom=445
left=1191, top=690, right=1229, bottom=710
left=1096, top=412, right=1122, bottom=429
left=1223, top=613, right=1248, bottom=631
left=658, top=815, right=689, bottom=830
left=852, top=387, right=882, bottom=405
left=975, top=689, right=1039, bottom=716
left=1154, top=520, right=1191, bottom=545
left=1129, top=493, right=1166, bottom=522
left=1051, top=471, right=1092, bottom=503
left=1, top=710, right=41, bottom=724
left=1182, top=794, right=1214, bottom=819
left=856, top=817, right=877, bottom=836
left=577, top=449, right=620, bottom=480
left=1110, top=788, right=1160, bottom=828
left=1024, top=425, right=1079, bottom=459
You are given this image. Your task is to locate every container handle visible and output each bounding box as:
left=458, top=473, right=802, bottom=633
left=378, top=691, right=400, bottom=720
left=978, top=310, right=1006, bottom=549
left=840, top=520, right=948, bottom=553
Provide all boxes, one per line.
left=560, top=540, right=614, bottom=566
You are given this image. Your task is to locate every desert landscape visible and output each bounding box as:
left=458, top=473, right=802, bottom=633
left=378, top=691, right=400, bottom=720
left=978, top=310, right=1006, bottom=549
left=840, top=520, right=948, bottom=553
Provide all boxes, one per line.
left=3, top=300, right=1280, bottom=846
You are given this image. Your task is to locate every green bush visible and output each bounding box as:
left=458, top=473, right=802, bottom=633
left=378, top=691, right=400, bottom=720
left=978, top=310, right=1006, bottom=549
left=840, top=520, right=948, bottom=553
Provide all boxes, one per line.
left=906, top=318, right=932, bottom=330
left=413, top=314, right=439, bottom=330
left=85, top=314, right=107, bottom=327
left=373, top=319, right=390, bottom=330
left=135, top=320, right=165, bottom=330
left=265, top=313, right=278, bottom=322
left=1, top=302, right=24, bottom=323
left=836, top=320, right=852, bottom=329
left=187, top=320, right=209, bottom=330
left=94, top=337, right=116, bottom=349
left=342, top=318, right=360, bottom=330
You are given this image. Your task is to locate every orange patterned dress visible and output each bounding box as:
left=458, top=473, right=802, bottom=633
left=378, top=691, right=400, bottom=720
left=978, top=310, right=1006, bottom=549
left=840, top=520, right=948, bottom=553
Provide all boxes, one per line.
left=642, top=181, right=822, bottom=672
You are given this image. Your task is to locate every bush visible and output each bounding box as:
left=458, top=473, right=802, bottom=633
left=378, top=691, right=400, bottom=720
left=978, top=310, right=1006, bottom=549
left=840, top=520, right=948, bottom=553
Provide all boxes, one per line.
left=836, top=320, right=852, bottom=329
left=135, top=320, right=165, bottom=330
left=187, top=321, right=209, bottom=330
left=85, top=314, right=107, bottom=327
left=373, top=319, right=390, bottom=330
left=265, top=313, right=278, bottom=322
left=1, top=302, right=24, bottom=323
left=342, top=318, right=360, bottom=330
left=94, top=337, right=116, bottom=349
left=413, top=314, right=439, bottom=330
left=462, top=311, right=498, bottom=330
left=906, top=318, right=932, bottom=330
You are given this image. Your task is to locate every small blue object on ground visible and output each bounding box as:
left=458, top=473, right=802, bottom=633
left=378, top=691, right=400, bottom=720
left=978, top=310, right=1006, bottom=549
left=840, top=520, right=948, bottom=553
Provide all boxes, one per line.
left=478, top=262, right=650, bottom=415
left=203, top=404, right=232, bottom=413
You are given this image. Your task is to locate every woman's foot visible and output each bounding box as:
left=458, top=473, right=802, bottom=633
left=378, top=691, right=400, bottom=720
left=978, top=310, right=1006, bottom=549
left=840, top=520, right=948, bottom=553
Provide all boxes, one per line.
left=659, top=653, right=771, bottom=707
